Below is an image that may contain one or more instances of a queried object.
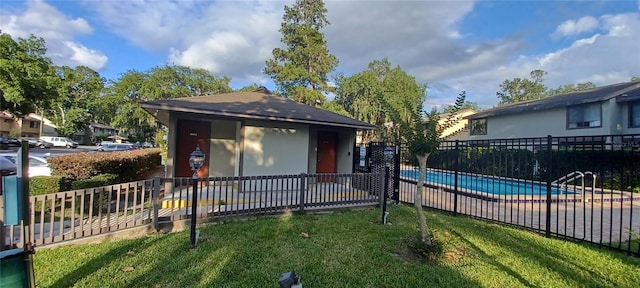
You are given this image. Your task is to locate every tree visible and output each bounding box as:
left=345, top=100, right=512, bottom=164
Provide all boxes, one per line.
left=49, top=66, right=105, bottom=136
left=0, top=33, right=59, bottom=117
left=235, top=84, right=262, bottom=92
left=547, top=82, right=596, bottom=96
left=102, top=65, right=232, bottom=141
left=264, top=0, right=338, bottom=105
left=335, top=58, right=425, bottom=142
left=496, top=70, right=547, bottom=104
left=397, top=91, right=466, bottom=245
left=631, top=76, right=640, bottom=82
left=443, top=100, right=479, bottom=113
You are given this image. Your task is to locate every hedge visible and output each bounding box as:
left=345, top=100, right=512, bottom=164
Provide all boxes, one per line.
left=30, top=176, right=66, bottom=196
left=71, top=174, right=119, bottom=190
left=47, top=148, right=162, bottom=182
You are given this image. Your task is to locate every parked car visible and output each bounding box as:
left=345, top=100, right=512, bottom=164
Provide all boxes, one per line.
left=0, top=153, right=51, bottom=177
left=39, top=136, right=78, bottom=149
left=0, top=136, right=21, bottom=147
left=0, top=156, right=18, bottom=176
left=20, top=137, right=54, bottom=149
left=95, top=143, right=135, bottom=152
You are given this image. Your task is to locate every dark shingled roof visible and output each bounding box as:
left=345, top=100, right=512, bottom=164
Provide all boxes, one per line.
left=468, top=81, right=640, bottom=120
left=140, top=87, right=375, bottom=130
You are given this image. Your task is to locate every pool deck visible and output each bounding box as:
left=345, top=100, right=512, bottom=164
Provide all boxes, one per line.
left=398, top=183, right=640, bottom=246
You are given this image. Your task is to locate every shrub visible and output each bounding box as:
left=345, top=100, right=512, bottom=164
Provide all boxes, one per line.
left=71, top=174, right=119, bottom=190
left=30, top=176, right=65, bottom=196
left=48, top=149, right=162, bottom=182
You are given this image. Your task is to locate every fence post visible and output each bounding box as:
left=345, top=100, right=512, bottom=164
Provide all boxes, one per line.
left=152, top=176, right=160, bottom=231
left=299, top=173, right=306, bottom=213
left=393, top=142, right=400, bottom=204
left=381, top=165, right=390, bottom=224
left=454, top=140, right=459, bottom=215
left=545, top=135, right=553, bottom=237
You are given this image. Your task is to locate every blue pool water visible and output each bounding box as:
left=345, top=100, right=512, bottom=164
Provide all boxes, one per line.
left=400, top=169, right=568, bottom=196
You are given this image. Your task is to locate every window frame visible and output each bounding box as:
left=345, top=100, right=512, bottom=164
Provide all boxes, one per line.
left=469, top=118, right=487, bottom=135
left=566, top=102, right=602, bottom=129
left=630, top=101, right=640, bottom=128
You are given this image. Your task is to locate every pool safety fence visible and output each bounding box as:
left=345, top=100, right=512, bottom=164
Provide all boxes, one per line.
left=357, top=134, right=640, bottom=257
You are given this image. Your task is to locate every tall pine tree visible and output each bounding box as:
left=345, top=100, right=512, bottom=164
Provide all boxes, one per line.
left=264, top=0, right=338, bottom=105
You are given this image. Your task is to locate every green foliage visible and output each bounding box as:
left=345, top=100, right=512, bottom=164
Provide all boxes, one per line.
left=0, top=33, right=59, bottom=117
left=71, top=173, right=119, bottom=190
left=49, top=66, right=104, bottom=136
left=496, top=69, right=547, bottom=105
left=47, top=149, right=162, bottom=182
left=547, top=82, right=596, bottom=96
left=335, top=58, right=425, bottom=142
left=264, top=0, right=338, bottom=105
left=101, top=65, right=231, bottom=141
left=631, top=76, right=640, bottom=82
left=30, top=176, right=65, bottom=196
left=443, top=101, right=480, bottom=113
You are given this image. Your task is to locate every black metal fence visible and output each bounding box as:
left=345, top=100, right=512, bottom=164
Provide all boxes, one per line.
left=2, top=172, right=382, bottom=250
left=371, top=134, right=640, bottom=256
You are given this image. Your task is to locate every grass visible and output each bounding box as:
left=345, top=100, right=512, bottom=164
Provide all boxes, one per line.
left=33, top=205, right=640, bottom=287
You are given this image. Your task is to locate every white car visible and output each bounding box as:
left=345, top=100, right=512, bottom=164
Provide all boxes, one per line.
left=0, top=153, right=52, bottom=177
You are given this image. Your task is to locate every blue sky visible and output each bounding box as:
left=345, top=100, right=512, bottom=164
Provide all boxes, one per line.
left=1, top=0, right=639, bottom=110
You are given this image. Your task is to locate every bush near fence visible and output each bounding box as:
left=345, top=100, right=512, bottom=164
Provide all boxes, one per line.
left=30, top=175, right=66, bottom=196
left=47, top=149, right=162, bottom=182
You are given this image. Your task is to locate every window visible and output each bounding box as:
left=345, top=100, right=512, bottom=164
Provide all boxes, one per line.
left=567, top=103, right=601, bottom=129
left=630, top=101, right=640, bottom=128
left=29, top=121, right=39, bottom=128
left=470, top=118, right=487, bottom=135
left=3, top=119, right=11, bottom=123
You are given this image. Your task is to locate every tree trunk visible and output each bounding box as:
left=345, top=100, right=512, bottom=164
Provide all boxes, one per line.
left=414, top=153, right=431, bottom=245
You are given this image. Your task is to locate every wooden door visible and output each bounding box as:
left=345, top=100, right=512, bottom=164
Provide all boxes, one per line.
left=317, top=131, right=337, bottom=182
left=175, top=119, right=211, bottom=177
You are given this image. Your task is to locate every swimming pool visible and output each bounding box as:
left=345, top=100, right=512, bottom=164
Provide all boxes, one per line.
left=400, top=169, right=570, bottom=196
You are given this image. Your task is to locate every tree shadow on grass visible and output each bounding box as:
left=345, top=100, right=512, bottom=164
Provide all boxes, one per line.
left=46, top=236, right=163, bottom=287
left=448, top=229, right=537, bottom=287
left=440, top=216, right=640, bottom=287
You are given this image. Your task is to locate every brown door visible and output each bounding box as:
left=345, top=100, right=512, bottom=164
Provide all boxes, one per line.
left=175, top=119, right=211, bottom=177
left=317, top=131, right=337, bottom=182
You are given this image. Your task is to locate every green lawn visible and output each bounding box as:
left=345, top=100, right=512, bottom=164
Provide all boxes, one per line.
left=33, top=205, right=640, bottom=287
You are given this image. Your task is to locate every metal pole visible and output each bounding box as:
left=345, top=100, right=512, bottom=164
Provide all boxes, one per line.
left=454, top=140, right=459, bottom=215
left=190, top=172, right=198, bottom=248
left=545, top=135, right=553, bottom=238
left=393, top=142, right=400, bottom=204
left=381, top=165, right=389, bottom=224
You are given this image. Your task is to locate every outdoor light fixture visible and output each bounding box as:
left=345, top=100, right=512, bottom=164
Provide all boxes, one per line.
left=189, top=145, right=205, bottom=248
left=278, top=271, right=302, bottom=288
left=189, top=146, right=205, bottom=172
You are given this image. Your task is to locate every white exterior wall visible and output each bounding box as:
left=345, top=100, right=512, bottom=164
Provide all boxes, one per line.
left=470, top=101, right=614, bottom=140
left=335, top=130, right=355, bottom=174
left=208, top=119, right=240, bottom=177
left=242, top=121, right=309, bottom=176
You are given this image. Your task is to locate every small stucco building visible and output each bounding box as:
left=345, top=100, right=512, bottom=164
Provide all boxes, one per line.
left=141, top=88, right=374, bottom=179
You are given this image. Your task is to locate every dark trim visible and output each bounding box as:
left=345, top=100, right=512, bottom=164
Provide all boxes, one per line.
left=469, top=118, right=487, bottom=135
left=630, top=101, right=640, bottom=128
left=566, top=102, right=602, bottom=130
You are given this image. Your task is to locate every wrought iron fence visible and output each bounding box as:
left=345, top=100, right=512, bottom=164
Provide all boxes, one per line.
left=395, top=134, right=640, bottom=256
left=2, top=172, right=381, bottom=250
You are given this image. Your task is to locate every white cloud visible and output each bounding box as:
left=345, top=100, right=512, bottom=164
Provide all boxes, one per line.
left=431, top=12, right=640, bottom=110
left=0, top=0, right=107, bottom=70
left=552, top=16, right=599, bottom=38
